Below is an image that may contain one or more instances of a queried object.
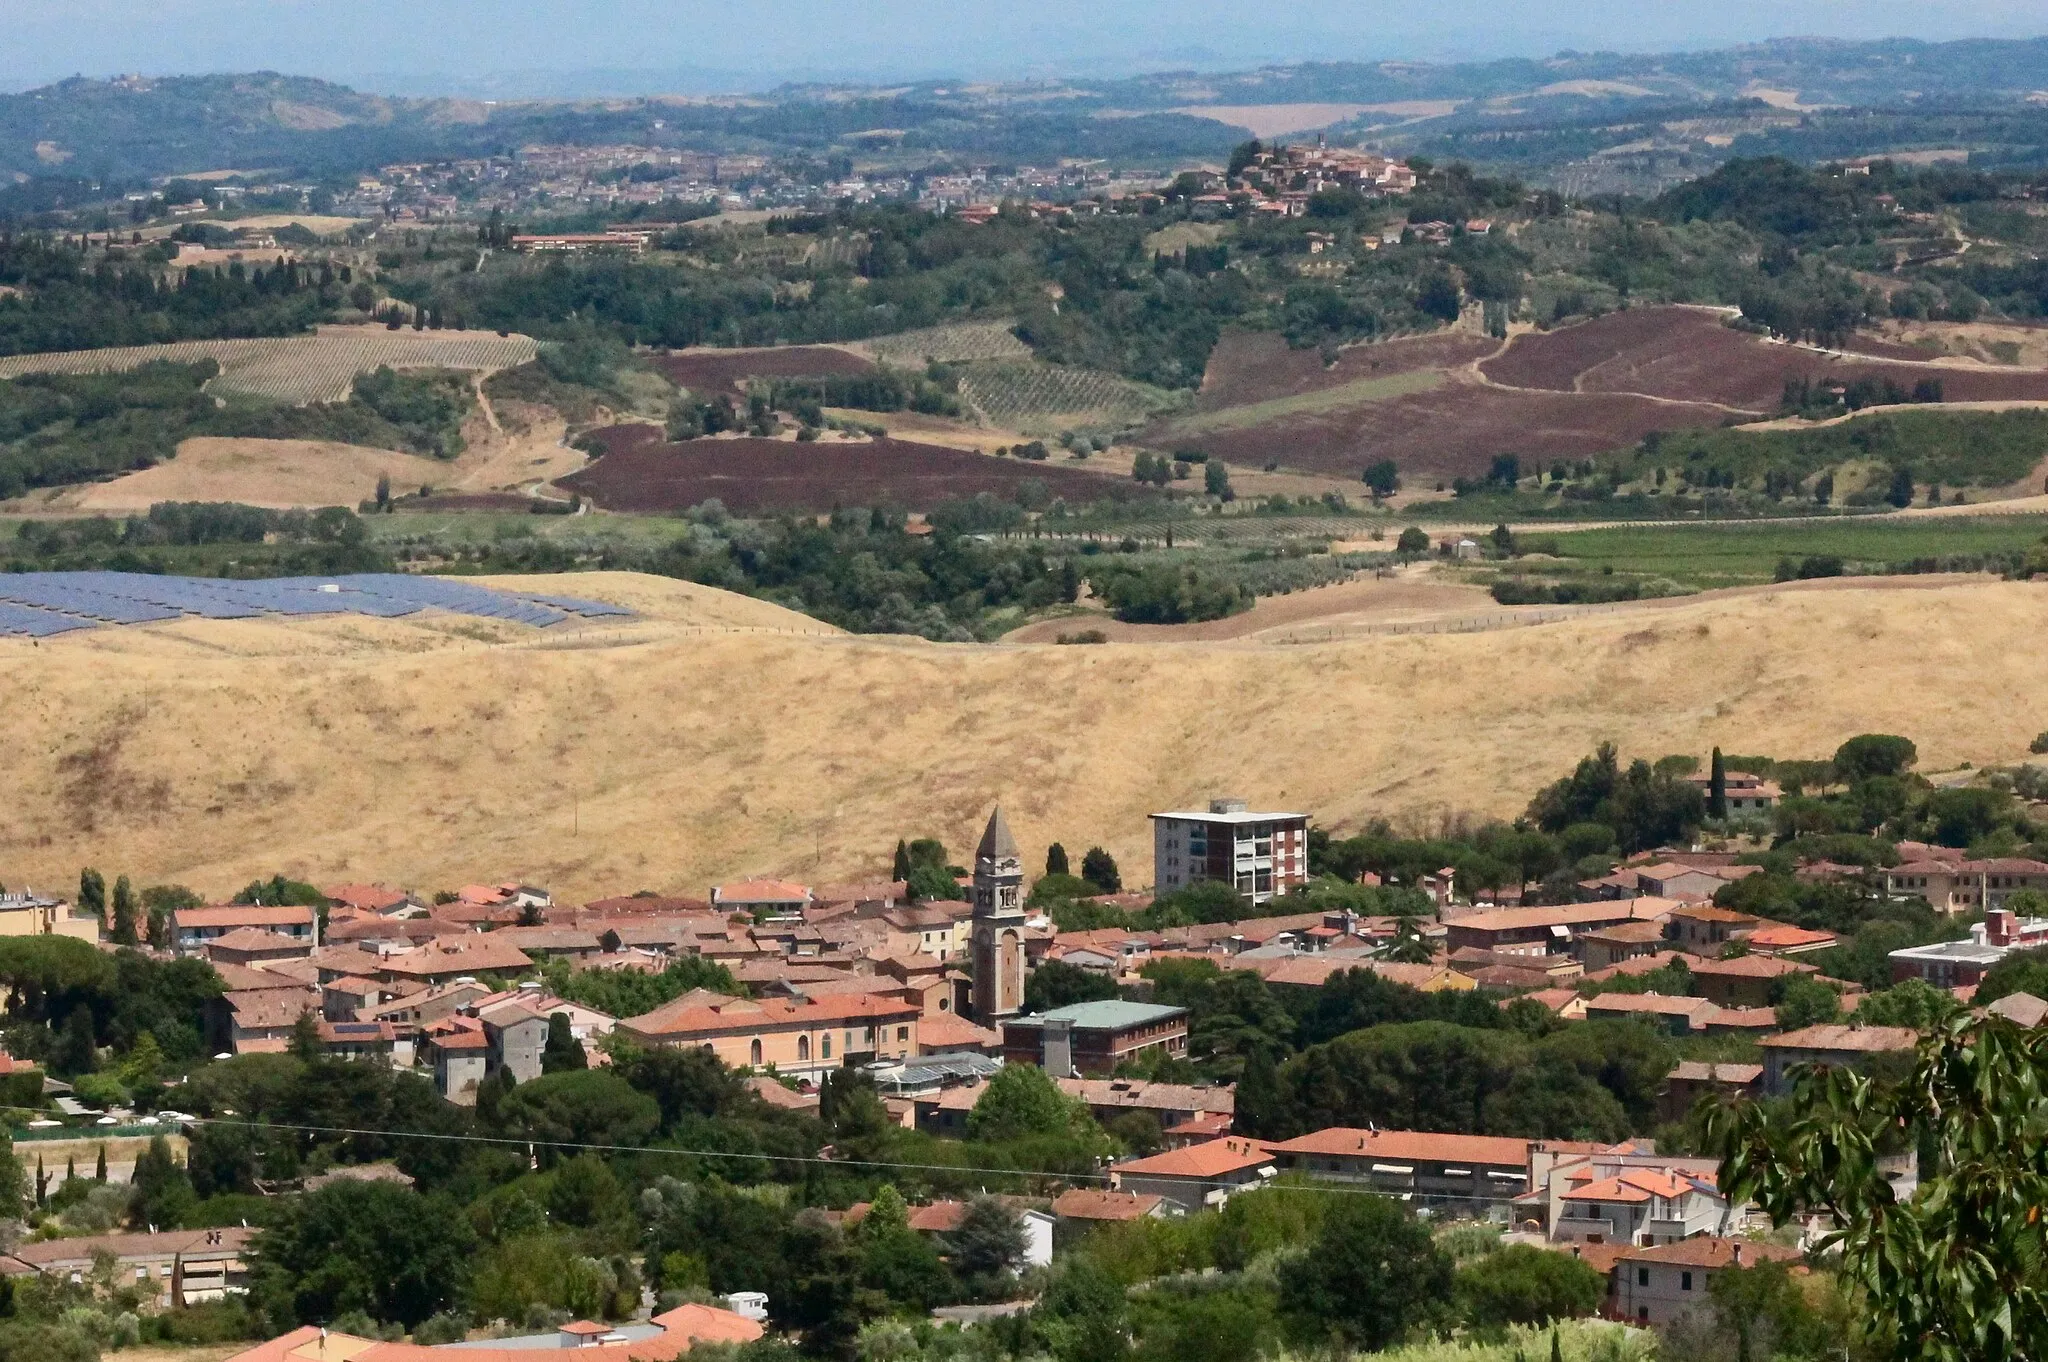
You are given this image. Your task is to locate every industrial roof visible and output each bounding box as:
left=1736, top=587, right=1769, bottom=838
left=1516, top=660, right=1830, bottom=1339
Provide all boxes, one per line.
left=1004, top=1000, right=1187, bottom=1031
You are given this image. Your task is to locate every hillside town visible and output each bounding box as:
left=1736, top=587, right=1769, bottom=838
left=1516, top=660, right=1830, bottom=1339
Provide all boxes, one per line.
left=0, top=738, right=2040, bottom=1362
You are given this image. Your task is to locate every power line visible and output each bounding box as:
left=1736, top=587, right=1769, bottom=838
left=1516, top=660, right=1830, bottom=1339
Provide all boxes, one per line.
left=186, top=1116, right=1547, bottom=1207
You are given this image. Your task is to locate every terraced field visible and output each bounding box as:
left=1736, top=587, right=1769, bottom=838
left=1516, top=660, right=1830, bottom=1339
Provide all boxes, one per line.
left=858, top=321, right=1033, bottom=366
left=0, top=330, right=536, bottom=404
left=958, top=362, right=1181, bottom=434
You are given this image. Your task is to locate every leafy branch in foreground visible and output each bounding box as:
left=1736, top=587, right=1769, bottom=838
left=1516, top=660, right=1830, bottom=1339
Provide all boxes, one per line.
left=1708, top=1016, right=2048, bottom=1362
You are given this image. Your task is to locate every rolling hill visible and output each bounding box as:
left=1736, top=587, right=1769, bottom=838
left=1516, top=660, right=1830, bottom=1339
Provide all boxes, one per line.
left=1, top=570, right=2043, bottom=904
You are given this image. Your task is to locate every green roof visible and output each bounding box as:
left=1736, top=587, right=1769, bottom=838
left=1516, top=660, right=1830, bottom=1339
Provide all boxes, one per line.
left=1009, top=1000, right=1187, bottom=1031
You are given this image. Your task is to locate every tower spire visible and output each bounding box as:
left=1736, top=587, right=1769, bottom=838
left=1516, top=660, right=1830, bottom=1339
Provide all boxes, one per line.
left=976, top=806, right=1019, bottom=863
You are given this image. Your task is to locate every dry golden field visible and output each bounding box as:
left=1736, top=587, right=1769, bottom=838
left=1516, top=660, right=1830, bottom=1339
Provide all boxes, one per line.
left=2, top=572, right=2045, bottom=904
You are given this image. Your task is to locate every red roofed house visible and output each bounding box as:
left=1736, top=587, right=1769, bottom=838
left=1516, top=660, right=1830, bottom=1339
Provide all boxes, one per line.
left=711, top=879, right=814, bottom=913
left=323, top=884, right=421, bottom=917
left=203, top=927, right=317, bottom=967
left=1662, top=904, right=1761, bottom=954
left=174, top=905, right=318, bottom=954
left=1051, top=1188, right=1167, bottom=1226
left=1609, top=1237, right=1803, bottom=1326
left=1743, top=924, right=1837, bottom=957
left=375, top=935, right=535, bottom=985
left=1685, top=954, right=1818, bottom=1008
left=222, top=1300, right=764, bottom=1362
left=1443, top=900, right=1671, bottom=957
left=1886, top=857, right=2048, bottom=914
left=619, top=992, right=919, bottom=1078
left=1263, top=1127, right=1531, bottom=1208
left=1555, top=1166, right=1731, bottom=1247
left=1660, top=1061, right=1763, bottom=1124
left=1112, top=1137, right=1274, bottom=1213
left=1760, top=1023, right=1918, bottom=1096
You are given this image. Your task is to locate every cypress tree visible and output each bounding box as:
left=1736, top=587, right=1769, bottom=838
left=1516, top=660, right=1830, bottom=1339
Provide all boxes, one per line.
left=78, top=868, right=107, bottom=924
left=891, top=839, right=912, bottom=883
left=1045, top=843, right=1069, bottom=877
left=1709, top=746, right=1728, bottom=819
left=111, top=875, right=139, bottom=946
left=94, top=1145, right=106, bottom=1182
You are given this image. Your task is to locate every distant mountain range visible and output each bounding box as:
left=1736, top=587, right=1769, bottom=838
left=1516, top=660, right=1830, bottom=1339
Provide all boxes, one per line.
left=4, top=36, right=2047, bottom=189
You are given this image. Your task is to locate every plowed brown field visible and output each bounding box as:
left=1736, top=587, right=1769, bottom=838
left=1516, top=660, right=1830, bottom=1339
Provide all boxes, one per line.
left=558, top=426, right=1125, bottom=513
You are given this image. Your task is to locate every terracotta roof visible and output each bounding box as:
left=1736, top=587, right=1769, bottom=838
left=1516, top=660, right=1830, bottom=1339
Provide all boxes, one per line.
left=745, top=1075, right=821, bottom=1111
left=579, top=895, right=717, bottom=916
left=175, top=905, right=315, bottom=929
left=1763, top=1023, right=1918, bottom=1052
left=379, top=936, right=535, bottom=978
left=1051, top=1188, right=1164, bottom=1222
left=1582, top=921, right=1669, bottom=944
left=1585, top=951, right=1706, bottom=981
left=1667, top=903, right=1761, bottom=923
left=713, top=879, right=813, bottom=903
left=492, top=927, right=602, bottom=952
left=223, top=989, right=318, bottom=1029
left=1058, top=1078, right=1234, bottom=1116
left=1668, top=1061, right=1763, bottom=1084
left=917, top=1013, right=1002, bottom=1051
left=209, top=960, right=301, bottom=991
left=1689, top=955, right=1816, bottom=979
left=8, top=1227, right=254, bottom=1269
left=455, top=884, right=513, bottom=905
left=1448, top=900, right=1676, bottom=933
left=813, top=881, right=907, bottom=904
left=1614, top=1236, right=1801, bottom=1268
left=1745, top=925, right=1838, bottom=950
left=324, top=884, right=410, bottom=912
left=205, top=927, right=312, bottom=954
left=1563, top=1167, right=1713, bottom=1204
left=1116, top=1137, right=1271, bottom=1179
left=1984, top=992, right=2048, bottom=1027
left=1263, top=1127, right=1529, bottom=1166
left=622, top=991, right=918, bottom=1040
left=1583, top=993, right=1718, bottom=1022
left=907, top=1200, right=970, bottom=1233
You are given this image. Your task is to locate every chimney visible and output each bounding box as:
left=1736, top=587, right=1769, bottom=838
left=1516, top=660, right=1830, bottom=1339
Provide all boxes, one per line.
left=1042, top=1017, right=1075, bottom=1079
left=1987, top=908, right=2016, bottom=947
left=1731, top=1243, right=1743, bottom=1265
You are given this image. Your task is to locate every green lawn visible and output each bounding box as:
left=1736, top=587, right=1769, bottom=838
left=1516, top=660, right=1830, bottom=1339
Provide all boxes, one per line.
left=1534, top=515, right=2048, bottom=589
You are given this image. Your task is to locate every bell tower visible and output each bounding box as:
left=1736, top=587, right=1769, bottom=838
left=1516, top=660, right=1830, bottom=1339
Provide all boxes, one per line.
left=970, top=806, right=1026, bottom=1023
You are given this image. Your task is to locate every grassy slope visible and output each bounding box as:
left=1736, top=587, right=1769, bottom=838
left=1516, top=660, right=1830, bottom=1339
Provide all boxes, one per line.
left=1538, top=516, right=2047, bottom=589
left=3, top=571, right=2047, bottom=901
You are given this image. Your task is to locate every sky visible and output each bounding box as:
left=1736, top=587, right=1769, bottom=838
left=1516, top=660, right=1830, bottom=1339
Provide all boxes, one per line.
left=3, top=0, right=2045, bottom=93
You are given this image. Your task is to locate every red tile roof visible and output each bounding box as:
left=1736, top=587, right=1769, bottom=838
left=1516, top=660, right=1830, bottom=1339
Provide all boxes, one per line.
left=1613, top=1236, right=1801, bottom=1268
left=1116, top=1137, right=1271, bottom=1179
left=1763, top=1023, right=1918, bottom=1053
left=175, top=905, right=315, bottom=929
left=1263, top=1127, right=1529, bottom=1166
left=1051, top=1188, right=1164, bottom=1222
left=622, top=991, right=918, bottom=1040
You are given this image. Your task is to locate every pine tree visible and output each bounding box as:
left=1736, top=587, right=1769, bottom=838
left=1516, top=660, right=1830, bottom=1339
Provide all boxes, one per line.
left=1709, top=746, right=1728, bottom=820
left=892, top=839, right=912, bottom=883
left=78, top=868, right=107, bottom=924
left=110, top=875, right=139, bottom=946
left=1045, top=843, right=1069, bottom=877
left=1080, top=847, right=1121, bottom=894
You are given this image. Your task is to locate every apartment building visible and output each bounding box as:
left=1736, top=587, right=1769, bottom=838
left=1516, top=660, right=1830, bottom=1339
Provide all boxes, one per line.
left=1151, top=798, right=1310, bottom=904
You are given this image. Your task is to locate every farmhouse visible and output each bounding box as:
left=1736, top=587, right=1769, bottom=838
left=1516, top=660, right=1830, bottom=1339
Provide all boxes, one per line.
left=1608, top=1238, right=1803, bottom=1327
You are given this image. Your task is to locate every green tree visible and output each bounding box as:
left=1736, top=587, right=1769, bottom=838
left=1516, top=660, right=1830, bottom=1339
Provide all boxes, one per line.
left=948, top=1196, right=1028, bottom=1280
left=1203, top=460, right=1233, bottom=500
left=1046, top=843, right=1070, bottom=877
left=892, top=840, right=912, bottom=883
left=499, top=1070, right=660, bottom=1162
left=1854, top=979, right=1963, bottom=1031
left=1974, top=947, right=2048, bottom=1007
left=1834, top=734, right=1918, bottom=781
left=1023, top=961, right=1118, bottom=1014
left=1711, top=1015, right=2047, bottom=1361
left=1396, top=526, right=1430, bottom=555
left=1280, top=1194, right=1451, bottom=1351
left=1362, top=459, right=1400, bottom=499
left=1709, top=746, right=1728, bottom=819
left=78, top=868, right=106, bottom=925
left=141, top=883, right=201, bottom=950
left=110, top=875, right=139, bottom=946
left=1454, top=1244, right=1605, bottom=1328
left=967, top=1063, right=1092, bottom=1141
left=547, top=1153, right=632, bottom=1230
left=541, top=1012, right=587, bottom=1073
left=1080, top=848, right=1121, bottom=894
left=1774, top=975, right=1842, bottom=1029
left=128, top=1133, right=196, bottom=1230
left=253, top=1180, right=477, bottom=1329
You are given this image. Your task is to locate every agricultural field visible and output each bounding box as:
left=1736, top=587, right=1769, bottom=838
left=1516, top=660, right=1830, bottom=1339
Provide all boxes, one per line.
left=957, top=361, right=1182, bottom=434
left=1192, top=330, right=1498, bottom=411
left=1479, top=306, right=2048, bottom=411
left=556, top=425, right=1127, bottom=514
left=1518, top=515, right=2048, bottom=591
left=0, top=329, right=535, bottom=404
left=855, top=321, right=1033, bottom=366
left=651, top=345, right=872, bottom=394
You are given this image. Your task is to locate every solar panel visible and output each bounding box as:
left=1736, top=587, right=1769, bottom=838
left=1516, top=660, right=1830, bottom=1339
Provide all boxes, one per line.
left=0, top=572, right=630, bottom=635
left=0, top=602, right=97, bottom=637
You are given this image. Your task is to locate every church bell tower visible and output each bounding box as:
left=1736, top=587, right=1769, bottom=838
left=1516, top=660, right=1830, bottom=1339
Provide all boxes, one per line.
left=970, top=806, right=1026, bottom=1023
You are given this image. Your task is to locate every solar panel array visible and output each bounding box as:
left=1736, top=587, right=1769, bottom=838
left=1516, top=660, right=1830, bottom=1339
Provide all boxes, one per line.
left=0, top=572, right=631, bottom=638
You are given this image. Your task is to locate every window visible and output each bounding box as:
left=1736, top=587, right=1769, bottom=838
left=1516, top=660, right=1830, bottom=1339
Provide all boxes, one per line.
left=750, top=1038, right=763, bottom=1066
left=898, top=1026, right=910, bottom=1041
left=797, top=1035, right=810, bottom=1062
left=822, top=1034, right=832, bottom=1059
left=1681, top=1271, right=1693, bottom=1292
left=1637, top=1268, right=1650, bottom=1287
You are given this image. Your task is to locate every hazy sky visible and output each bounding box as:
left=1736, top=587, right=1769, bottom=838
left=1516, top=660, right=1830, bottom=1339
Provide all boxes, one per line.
left=5, top=0, right=2045, bottom=92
